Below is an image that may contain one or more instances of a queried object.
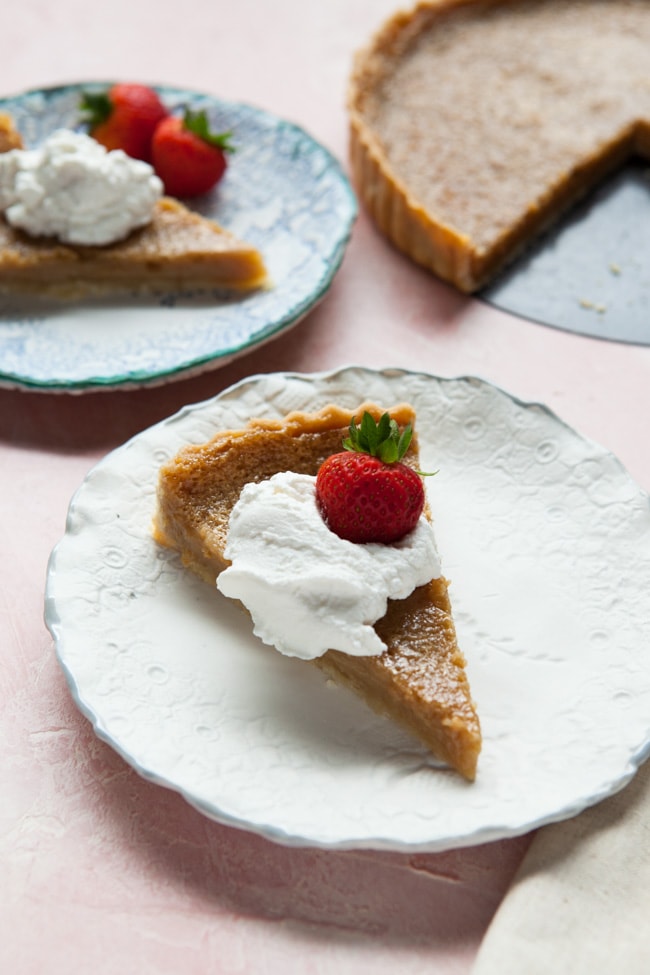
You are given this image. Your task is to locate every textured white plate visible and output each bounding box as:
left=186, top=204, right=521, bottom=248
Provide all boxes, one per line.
left=45, top=366, right=650, bottom=850
left=0, top=83, right=356, bottom=391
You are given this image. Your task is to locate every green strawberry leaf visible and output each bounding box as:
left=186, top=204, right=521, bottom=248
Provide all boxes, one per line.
left=361, top=410, right=379, bottom=453
left=342, top=410, right=438, bottom=475
left=376, top=412, right=392, bottom=446
left=79, top=91, right=112, bottom=129
left=343, top=411, right=411, bottom=463
left=397, top=425, right=413, bottom=457
left=183, top=108, right=236, bottom=153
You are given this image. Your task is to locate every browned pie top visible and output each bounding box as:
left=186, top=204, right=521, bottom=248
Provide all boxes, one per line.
left=0, top=197, right=267, bottom=278
left=155, top=403, right=419, bottom=578
left=350, top=0, right=650, bottom=289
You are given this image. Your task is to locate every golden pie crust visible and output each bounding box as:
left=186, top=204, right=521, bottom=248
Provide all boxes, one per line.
left=154, top=402, right=482, bottom=780
left=349, top=0, right=650, bottom=292
left=0, top=113, right=22, bottom=153
left=0, top=115, right=267, bottom=297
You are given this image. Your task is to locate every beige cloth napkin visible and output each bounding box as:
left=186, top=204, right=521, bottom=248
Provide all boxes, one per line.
left=472, top=757, right=650, bottom=975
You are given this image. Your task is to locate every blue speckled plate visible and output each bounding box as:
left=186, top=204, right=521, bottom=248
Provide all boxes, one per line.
left=0, top=83, right=357, bottom=391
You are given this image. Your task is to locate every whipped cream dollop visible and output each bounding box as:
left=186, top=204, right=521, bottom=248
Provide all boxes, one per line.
left=217, top=471, right=441, bottom=659
left=0, top=129, right=162, bottom=245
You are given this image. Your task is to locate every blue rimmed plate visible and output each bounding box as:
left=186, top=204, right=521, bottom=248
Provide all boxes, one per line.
left=0, top=83, right=356, bottom=391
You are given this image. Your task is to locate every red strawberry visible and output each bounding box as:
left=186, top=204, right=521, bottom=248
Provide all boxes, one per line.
left=151, top=109, right=234, bottom=197
left=80, top=84, right=168, bottom=161
left=316, top=412, right=427, bottom=545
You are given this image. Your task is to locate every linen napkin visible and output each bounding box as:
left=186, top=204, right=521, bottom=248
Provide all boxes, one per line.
left=472, top=757, right=650, bottom=975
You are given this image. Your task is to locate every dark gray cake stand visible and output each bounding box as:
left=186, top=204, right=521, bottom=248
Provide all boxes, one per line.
left=480, top=161, right=650, bottom=346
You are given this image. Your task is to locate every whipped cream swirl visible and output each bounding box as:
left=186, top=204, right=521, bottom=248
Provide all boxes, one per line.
left=217, top=471, right=441, bottom=659
left=0, top=129, right=162, bottom=245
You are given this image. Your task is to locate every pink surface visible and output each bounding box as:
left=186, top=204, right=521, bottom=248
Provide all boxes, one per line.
left=3, top=1, right=650, bottom=972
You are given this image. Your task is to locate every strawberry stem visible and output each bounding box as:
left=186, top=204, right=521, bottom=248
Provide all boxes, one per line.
left=343, top=411, right=437, bottom=475
left=79, top=91, right=112, bottom=129
left=183, top=108, right=236, bottom=152
left=344, top=411, right=412, bottom=464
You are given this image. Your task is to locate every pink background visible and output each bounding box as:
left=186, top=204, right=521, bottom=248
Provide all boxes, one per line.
left=2, top=1, right=650, bottom=972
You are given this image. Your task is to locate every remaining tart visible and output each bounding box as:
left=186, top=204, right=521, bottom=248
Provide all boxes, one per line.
left=349, top=0, right=650, bottom=292
left=0, top=115, right=267, bottom=297
left=154, top=402, right=482, bottom=780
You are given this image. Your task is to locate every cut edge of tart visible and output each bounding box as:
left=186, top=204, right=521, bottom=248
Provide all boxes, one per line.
left=153, top=401, right=482, bottom=781
left=0, top=114, right=268, bottom=298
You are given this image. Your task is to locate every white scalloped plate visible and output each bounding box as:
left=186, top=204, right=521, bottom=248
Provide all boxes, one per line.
left=45, top=367, right=650, bottom=850
left=0, top=83, right=356, bottom=391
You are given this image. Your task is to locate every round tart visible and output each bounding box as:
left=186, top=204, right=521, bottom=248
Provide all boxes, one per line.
left=348, top=0, right=650, bottom=292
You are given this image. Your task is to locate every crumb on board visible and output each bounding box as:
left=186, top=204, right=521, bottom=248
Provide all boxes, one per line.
left=579, top=298, right=607, bottom=314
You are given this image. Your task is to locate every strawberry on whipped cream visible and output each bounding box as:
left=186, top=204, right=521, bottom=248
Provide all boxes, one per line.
left=216, top=471, right=441, bottom=659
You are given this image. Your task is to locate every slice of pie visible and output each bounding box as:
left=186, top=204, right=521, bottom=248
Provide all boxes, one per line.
left=0, top=114, right=267, bottom=297
left=154, top=402, right=482, bottom=780
left=348, top=0, right=650, bottom=292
